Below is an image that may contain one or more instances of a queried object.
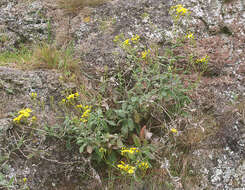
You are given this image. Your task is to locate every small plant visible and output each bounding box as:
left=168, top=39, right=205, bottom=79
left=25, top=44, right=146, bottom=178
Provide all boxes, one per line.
left=13, top=108, right=35, bottom=124
left=0, top=45, right=32, bottom=65
left=32, top=43, right=80, bottom=79
left=169, top=4, right=190, bottom=24
left=117, top=146, right=152, bottom=178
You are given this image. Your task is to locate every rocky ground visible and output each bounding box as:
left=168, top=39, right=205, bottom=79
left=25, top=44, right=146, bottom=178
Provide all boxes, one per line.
left=0, top=0, right=245, bottom=189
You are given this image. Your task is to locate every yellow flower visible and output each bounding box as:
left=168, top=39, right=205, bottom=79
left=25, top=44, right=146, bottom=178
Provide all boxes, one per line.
left=74, top=92, right=79, bottom=97
left=62, top=99, right=66, bottom=103
left=18, top=108, right=32, bottom=115
left=128, top=169, right=135, bottom=174
left=76, top=104, right=83, bottom=108
left=13, top=115, right=23, bottom=123
left=122, top=39, right=130, bottom=46
left=23, top=177, right=27, bottom=183
left=186, top=32, right=194, bottom=39
left=117, top=161, right=135, bottom=174
left=31, top=116, right=37, bottom=122
left=80, top=118, right=88, bottom=123
left=121, top=147, right=139, bottom=155
left=131, top=34, right=140, bottom=43
left=138, top=161, right=149, bottom=170
left=30, top=92, right=37, bottom=98
left=196, top=55, right=209, bottom=64
left=170, top=4, right=189, bottom=20
left=67, top=94, right=75, bottom=100
left=141, top=49, right=150, bottom=59
left=171, top=128, right=178, bottom=133
left=13, top=108, right=32, bottom=123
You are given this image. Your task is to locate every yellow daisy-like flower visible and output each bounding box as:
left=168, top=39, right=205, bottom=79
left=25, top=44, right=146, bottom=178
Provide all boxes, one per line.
left=23, top=177, right=27, bottom=183
left=31, top=116, right=37, bottom=122
left=13, top=108, right=33, bottom=123
left=186, top=32, right=194, bottom=39
left=30, top=92, right=37, bottom=98
left=141, top=49, right=151, bottom=59
left=131, top=34, right=140, bottom=43
left=117, top=161, right=136, bottom=174
left=171, top=128, right=178, bottom=133
left=138, top=161, right=149, bottom=170
left=122, top=39, right=130, bottom=46
left=76, top=104, right=83, bottom=108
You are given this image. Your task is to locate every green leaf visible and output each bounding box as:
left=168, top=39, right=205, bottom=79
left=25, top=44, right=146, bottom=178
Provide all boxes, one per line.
left=131, top=97, right=138, bottom=103
left=121, top=125, right=128, bottom=136
left=161, top=90, right=167, bottom=97
left=115, top=110, right=126, bottom=118
left=79, top=143, right=87, bottom=153
left=127, top=118, right=135, bottom=131
left=132, top=134, right=141, bottom=147
left=106, top=120, right=117, bottom=126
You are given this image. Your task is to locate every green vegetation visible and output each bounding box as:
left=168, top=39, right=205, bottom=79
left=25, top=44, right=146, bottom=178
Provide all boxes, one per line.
left=0, top=3, right=218, bottom=189
left=0, top=45, right=32, bottom=66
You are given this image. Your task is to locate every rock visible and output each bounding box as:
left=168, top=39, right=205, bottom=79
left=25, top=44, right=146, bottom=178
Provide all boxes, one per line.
left=0, top=66, right=75, bottom=118
left=0, top=0, right=50, bottom=51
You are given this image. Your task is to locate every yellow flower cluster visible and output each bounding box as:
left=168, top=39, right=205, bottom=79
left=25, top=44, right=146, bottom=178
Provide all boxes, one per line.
left=62, top=92, right=79, bottom=103
left=121, top=147, right=139, bottom=156
left=30, top=92, right=37, bottom=99
left=122, top=34, right=140, bottom=47
left=79, top=105, right=92, bottom=123
left=170, top=128, right=178, bottom=133
left=172, top=4, right=189, bottom=16
left=196, top=55, right=209, bottom=64
left=141, top=49, right=150, bottom=59
left=170, top=4, right=190, bottom=21
left=131, top=34, right=140, bottom=44
left=13, top=108, right=32, bottom=123
left=138, top=161, right=149, bottom=170
left=23, top=177, right=27, bottom=183
left=117, top=161, right=136, bottom=174
left=122, top=39, right=130, bottom=46
left=185, top=32, right=194, bottom=39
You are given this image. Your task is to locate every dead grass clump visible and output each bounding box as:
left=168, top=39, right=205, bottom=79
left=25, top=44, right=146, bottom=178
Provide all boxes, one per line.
left=32, top=43, right=60, bottom=69
left=58, top=0, right=108, bottom=14
left=32, top=43, right=80, bottom=80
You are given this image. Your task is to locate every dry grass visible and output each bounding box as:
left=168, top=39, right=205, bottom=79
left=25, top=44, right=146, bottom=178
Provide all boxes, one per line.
left=57, top=0, right=109, bottom=14
left=31, top=43, right=81, bottom=80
